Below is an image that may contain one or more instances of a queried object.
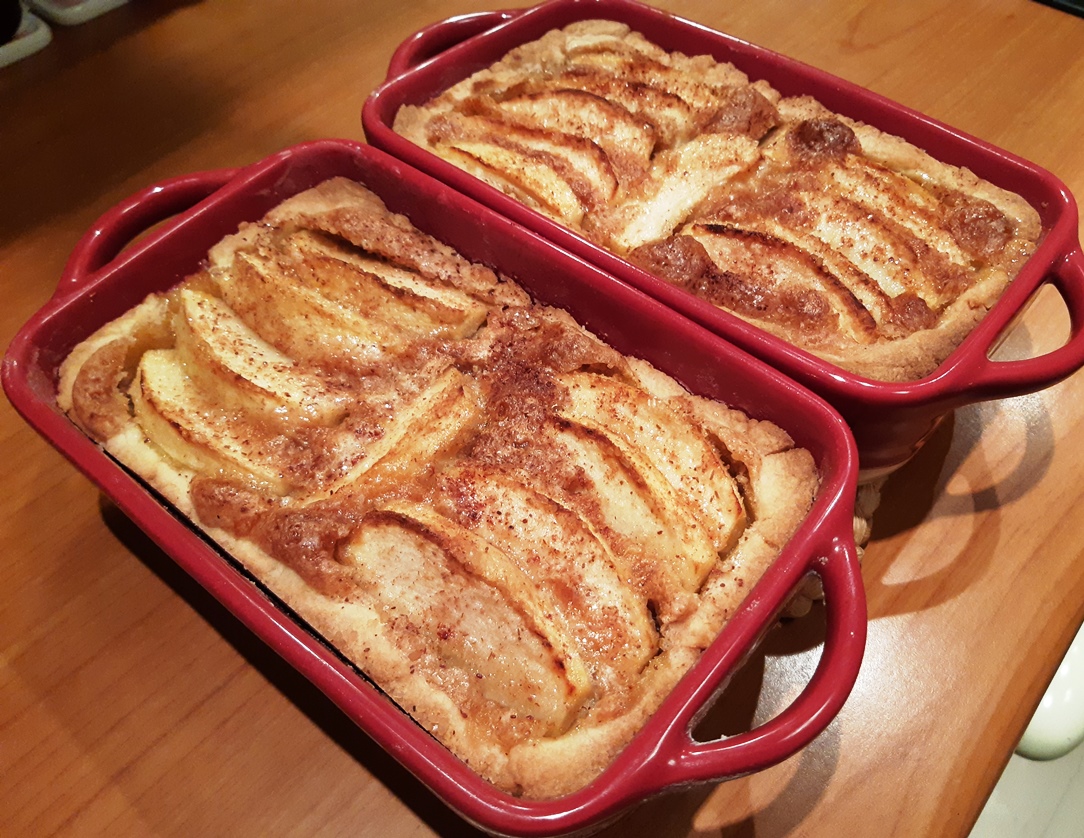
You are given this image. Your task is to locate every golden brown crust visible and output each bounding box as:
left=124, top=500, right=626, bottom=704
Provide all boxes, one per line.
left=58, top=177, right=819, bottom=798
left=394, top=20, right=1042, bottom=382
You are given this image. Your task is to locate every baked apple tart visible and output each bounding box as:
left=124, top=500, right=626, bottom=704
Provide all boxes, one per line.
left=58, top=177, right=818, bottom=798
left=393, top=20, right=1043, bottom=381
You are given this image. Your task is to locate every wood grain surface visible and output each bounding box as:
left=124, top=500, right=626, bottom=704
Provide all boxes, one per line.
left=3, top=1, right=1084, bottom=836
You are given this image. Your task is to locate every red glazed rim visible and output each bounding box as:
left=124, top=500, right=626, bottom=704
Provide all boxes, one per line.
left=362, top=0, right=1084, bottom=475
left=2, top=139, right=864, bottom=837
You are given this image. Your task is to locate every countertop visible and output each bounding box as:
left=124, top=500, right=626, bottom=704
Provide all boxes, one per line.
left=3, top=1, right=1084, bottom=835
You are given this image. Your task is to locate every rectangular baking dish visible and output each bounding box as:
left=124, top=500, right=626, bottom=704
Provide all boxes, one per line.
left=3, top=139, right=864, bottom=837
left=362, top=0, right=1084, bottom=479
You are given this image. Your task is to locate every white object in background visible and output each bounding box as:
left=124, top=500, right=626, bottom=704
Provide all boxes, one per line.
left=0, top=8, right=52, bottom=69
left=1017, top=621, right=1084, bottom=761
left=28, top=0, right=128, bottom=26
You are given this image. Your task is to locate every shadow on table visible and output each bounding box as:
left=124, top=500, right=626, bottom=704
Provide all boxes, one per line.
left=874, top=314, right=1059, bottom=537
left=860, top=319, right=1059, bottom=617
left=873, top=403, right=1054, bottom=541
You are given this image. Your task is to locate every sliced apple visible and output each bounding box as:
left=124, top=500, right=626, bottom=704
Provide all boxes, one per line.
left=130, top=348, right=290, bottom=492
left=309, top=366, right=477, bottom=501
left=435, top=465, right=658, bottom=682
left=357, top=372, right=484, bottom=494
left=610, top=133, right=759, bottom=251
left=496, top=90, right=656, bottom=182
left=211, top=250, right=408, bottom=365
left=682, top=219, right=883, bottom=340
left=556, top=371, right=745, bottom=556
left=821, top=162, right=971, bottom=301
left=566, top=49, right=724, bottom=114
left=552, top=70, right=694, bottom=149
left=478, top=126, right=618, bottom=209
left=434, top=112, right=618, bottom=212
left=441, top=141, right=587, bottom=224
left=282, top=231, right=489, bottom=339
left=825, top=161, right=945, bottom=244
left=60, top=293, right=174, bottom=442
left=542, top=420, right=719, bottom=594
left=174, top=288, right=348, bottom=425
left=344, top=501, right=591, bottom=734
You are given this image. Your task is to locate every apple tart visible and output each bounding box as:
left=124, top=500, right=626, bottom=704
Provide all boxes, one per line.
left=57, top=177, right=819, bottom=798
left=393, top=20, right=1043, bottom=381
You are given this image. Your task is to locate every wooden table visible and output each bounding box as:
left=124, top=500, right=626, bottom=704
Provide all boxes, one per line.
left=3, top=1, right=1084, bottom=835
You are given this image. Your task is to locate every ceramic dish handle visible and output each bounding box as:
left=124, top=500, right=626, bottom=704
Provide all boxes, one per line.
left=647, top=529, right=866, bottom=788
left=385, top=10, right=522, bottom=78
left=949, top=248, right=1084, bottom=402
left=58, top=167, right=242, bottom=295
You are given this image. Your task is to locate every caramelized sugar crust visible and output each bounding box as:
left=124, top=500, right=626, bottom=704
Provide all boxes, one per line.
left=394, top=21, right=1042, bottom=381
left=57, top=178, right=818, bottom=798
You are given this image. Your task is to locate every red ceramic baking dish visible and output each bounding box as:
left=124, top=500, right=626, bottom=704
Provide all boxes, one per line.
left=3, top=139, right=863, bottom=837
left=362, top=0, right=1084, bottom=479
